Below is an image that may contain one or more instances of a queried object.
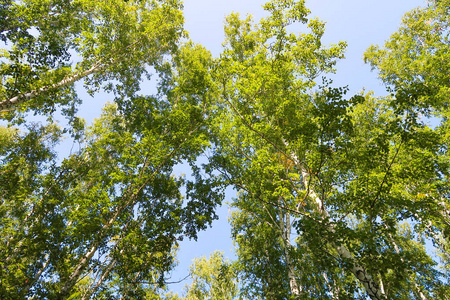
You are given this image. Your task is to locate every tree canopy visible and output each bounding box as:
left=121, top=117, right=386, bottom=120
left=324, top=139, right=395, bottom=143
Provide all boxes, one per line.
left=1, top=0, right=449, bottom=299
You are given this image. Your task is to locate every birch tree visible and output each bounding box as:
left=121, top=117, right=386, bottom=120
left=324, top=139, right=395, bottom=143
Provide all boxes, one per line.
left=0, top=0, right=184, bottom=119
left=0, top=42, right=223, bottom=299
left=206, top=0, right=450, bottom=298
left=183, top=251, right=239, bottom=300
left=364, top=1, right=450, bottom=296
left=0, top=1, right=223, bottom=298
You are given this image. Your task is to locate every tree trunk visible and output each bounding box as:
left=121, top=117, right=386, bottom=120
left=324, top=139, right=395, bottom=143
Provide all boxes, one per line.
left=0, top=62, right=104, bottom=112
left=386, top=228, right=428, bottom=300
left=58, top=183, right=141, bottom=298
left=82, top=258, right=117, bottom=300
left=297, top=162, right=385, bottom=300
left=323, top=272, right=339, bottom=299
left=278, top=196, right=301, bottom=297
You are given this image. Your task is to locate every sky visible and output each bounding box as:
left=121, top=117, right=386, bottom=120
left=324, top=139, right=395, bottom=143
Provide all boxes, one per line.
left=166, top=0, right=425, bottom=295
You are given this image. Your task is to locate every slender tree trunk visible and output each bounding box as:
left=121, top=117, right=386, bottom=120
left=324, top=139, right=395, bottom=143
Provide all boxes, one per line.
left=323, top=272, right=339, bottom=299
left=378, top=274, right=385, bottom=296
left=0, top=62, right=104, bottom=112
left=23, top=255, right=51, bottom=295
left=386, top=228, right=428, bottom=300
left=278, top=196, right=301, bottom=297
left=59, top=240, right=102, bottom=297
left=420, top=217, right=450, bottom=260
left=285, top=216, right=301, bottom=297
left=297, top=163, right=385, bottom=300
left=82, top=259, right=116, bottom=300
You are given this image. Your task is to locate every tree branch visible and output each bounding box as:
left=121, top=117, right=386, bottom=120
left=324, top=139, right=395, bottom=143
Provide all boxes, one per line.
left=0, top=62, right=104, bottom=112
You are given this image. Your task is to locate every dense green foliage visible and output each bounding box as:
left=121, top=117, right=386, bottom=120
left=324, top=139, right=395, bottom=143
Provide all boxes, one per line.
left=0, top=1, right=222, bottom=298
left=202, top=1, right=449, bottom=299
left=0, top=0, right=184, bottom=119
left=1, top=0, right=449, bottom=299
left=183, top=251, right=238, bottom=300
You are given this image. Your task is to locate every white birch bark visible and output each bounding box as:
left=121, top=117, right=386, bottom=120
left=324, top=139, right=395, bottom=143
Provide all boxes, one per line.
left=379, top=275, right=385, bottom=296
left=82, top=258, right=117, bottom=300
left=386, top=228, right=428, bottom=300
left=278, top=196, right=301, bottom=297
left=323, top=272, right=339, bottom=299
left=295, top=157, right=385, bottom=300
left=23, top=255, right=51, bottom=294
left=0, top=62, right=104, bottom=112
left=285, top=214, right=301, bottom=297
left=60, top=241, right=102, bottom=296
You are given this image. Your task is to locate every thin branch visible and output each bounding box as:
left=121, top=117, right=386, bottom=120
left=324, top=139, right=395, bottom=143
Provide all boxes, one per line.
left=370, top=139, right=403, bottom=210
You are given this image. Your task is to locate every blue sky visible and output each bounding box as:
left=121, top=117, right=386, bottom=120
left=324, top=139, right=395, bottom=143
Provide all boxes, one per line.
left=167, top=0, right=425, bottom=295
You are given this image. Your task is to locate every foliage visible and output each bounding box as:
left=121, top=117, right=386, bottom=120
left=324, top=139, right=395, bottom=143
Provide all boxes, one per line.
left=0, top=0, right=223, bottom=297
left=1, top=0, right=450, bottom=299
left=0, top=0, right=185, bottom=120
left=0, top=95, right=223, bottom=298
left=364, top=0, right=450, bottom=115
left=205, top=0, right=450, bottom=299
left=364, top=1, right=450, bottom=297
left=183, top=251, right=239, bottom=300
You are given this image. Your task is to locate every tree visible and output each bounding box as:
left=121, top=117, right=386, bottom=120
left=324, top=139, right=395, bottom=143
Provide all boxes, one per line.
left=183, top=251, right=239, bottom=300
left=0, top=98, right=221, bottom=298
left=0, top=9, right=223, bottom=296
left=0, top=0, right=184, bottom=119
left=2, top=0, right=450, bottom=299
left=364, top=0, right=450, bottom=297
left=1, top=0, right=224, bottom=298
left=364, top=0, right=449, bottom=115
left=205, top=0, right=450, bottom=299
